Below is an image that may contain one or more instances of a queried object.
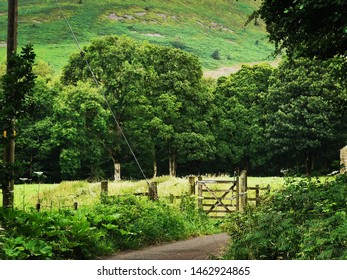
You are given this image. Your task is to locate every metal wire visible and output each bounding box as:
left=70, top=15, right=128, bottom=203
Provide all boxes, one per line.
left=54, top=0, right=151, bottom=187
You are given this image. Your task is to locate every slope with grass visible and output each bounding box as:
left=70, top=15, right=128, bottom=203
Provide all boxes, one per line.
left=0, top=0, right=275, bottom=73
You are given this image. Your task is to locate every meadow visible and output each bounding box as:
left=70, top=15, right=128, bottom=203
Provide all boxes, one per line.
left=1, top=175, right=285, bottom=211
left=0, top=0, right=275, bottom=73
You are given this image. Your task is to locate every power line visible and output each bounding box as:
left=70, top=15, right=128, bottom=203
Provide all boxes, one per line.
left=54, top=0, right=151, bottom=187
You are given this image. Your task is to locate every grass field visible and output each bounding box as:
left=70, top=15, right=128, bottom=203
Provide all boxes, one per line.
left=0, top=0, right=275, bottom=73
left=0, top=175, right=287, bottom=210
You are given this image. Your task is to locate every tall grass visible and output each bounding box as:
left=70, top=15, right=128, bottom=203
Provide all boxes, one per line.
left=0, top=175, right=287, bottom=210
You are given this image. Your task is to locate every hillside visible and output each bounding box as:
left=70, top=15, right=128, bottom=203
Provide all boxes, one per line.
left=0, top=0, right=275, bottom=74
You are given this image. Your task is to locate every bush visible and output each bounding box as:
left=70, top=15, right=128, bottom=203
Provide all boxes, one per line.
left=211, top=49, right=221, bottom=60
left=0, top=194, right=219, bottom=259
left=222, top=175, right=347, bottom=259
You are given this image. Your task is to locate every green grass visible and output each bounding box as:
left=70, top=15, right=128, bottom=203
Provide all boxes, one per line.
left=0, top=175, right=287, bottom=210
left=0, top=0, right=275, bottom=73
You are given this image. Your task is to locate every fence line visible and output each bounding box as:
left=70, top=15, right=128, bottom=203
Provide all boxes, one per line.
left=30, top=172, right=270, bottom=215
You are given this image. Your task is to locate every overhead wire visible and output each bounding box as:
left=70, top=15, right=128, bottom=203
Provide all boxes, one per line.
left=54, top=0, right=151, bottom=188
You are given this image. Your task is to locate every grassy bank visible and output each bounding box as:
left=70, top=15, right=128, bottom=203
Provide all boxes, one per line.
left=0, top=0, right=275, bottom=73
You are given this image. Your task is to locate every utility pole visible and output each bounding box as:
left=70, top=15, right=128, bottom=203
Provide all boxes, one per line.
left=2, top=0, right=18, bottom=208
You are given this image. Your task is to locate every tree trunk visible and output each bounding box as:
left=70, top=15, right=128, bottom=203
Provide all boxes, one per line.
left=2, top=124, right=15, bottom=208
left=305, top=152, right=314, bottom=175
left=169, top=153, right=177, bottom=177
left=242, top=156, right=251, bottom=173
left=110, top=154, right=121, bottom=181
left=153, top=159, right=157, bottom=178
left=113, top=162, right=121, bottom=181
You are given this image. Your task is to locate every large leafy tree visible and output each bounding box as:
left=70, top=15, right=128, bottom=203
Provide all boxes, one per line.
left=62, top=36, right=151, bottom=180
left=139, top=44, right=215, bottom=176
left=52, top=82, right=110, bottom=180
left=61, top=35, right=213, bottom=178
left=214, top=64, right=273, bottom=172
left=253, top=0, right=347, bottom=58
left=264, top=58, right=347, bottom=174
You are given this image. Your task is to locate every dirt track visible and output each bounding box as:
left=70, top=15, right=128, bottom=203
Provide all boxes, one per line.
left=103, top=233, right=229, bottom=260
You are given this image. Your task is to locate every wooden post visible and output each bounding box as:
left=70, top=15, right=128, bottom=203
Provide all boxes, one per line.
left=235, top=175, right=240, bottom=212
left=7, top=0, right=18, bottom=61
left=255, top=184, right=260, bottom=207
left=101, top=180, right=108, bottom=195
left=239, top=170, right=247, bottom=212
left=267, top=184, right=271, bottom=195
left=2, top=0, right=18, bottom=209
left=114, top=163, right=121, bottom=181
left=149, top=182, right=158, bottom=201
left=340, top=146, right=347, bottom=174
left=198, top=181, right=203, bottom=211
left=189, top=175, right=196, bottom=195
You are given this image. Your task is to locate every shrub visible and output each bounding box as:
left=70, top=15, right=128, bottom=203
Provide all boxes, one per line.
left=0, top=194, right=219, bottom=259
left=211, top=49, right=221, bottom=60
left=223, top=175, right=347, bottom=259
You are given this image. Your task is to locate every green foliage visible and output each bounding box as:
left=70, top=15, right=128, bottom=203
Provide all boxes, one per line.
left=0, top=194, right=218, bottom=259
left=0, top=208, right=105, bottom=259
left=51, top=82, right=109, bottom=180
left=264, top=57, right=347, bottom=174
left=0, top=44, right=36, bottom=124
left=211, top=50, right=221, bottom=60
left=253, top=0, right=347, bottom=58
left=223, top=175, right=347, bottom=259
left=60, top=35, right=216, bottom=178
left=214, top=63, right=273, bottom=170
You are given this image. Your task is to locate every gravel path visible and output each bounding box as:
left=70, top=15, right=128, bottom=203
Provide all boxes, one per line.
left=103, top=233, right=229, bottom=260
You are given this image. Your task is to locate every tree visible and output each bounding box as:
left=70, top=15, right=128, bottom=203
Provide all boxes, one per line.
left=62, top=36, right=150, bottom=180
left=252, top=0, right=347, bottom=58
left=0, top=44, right=36, bottom=207
left=51, top=82, right=110, bottom=180
left=214, top=64, right=273, bottom=172
left=15, top=76, right=57, bottom=181
left=139, top=43, right=215, bottom=176
left=264, top=58, right=347, bottom=174
left=62, top=35, right=213, bottom=178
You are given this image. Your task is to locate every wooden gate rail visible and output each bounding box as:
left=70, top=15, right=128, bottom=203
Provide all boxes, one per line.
left=197, top=171, right=271, bottom=217
left=197, top=179, right=238, bottom=217
left=246, top=184, right=271, bottom=207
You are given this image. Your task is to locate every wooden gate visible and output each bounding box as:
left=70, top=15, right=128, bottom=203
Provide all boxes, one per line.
left=197, top=179, right=239, bottom=218
left=197, top=171, right=270, bottom=217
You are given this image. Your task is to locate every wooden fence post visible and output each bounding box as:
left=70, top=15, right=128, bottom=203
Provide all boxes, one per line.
left=235, top=175, right=240, bottom=212
left=239, top=170, right=247, bottom=212
left=255, top=184, right=260, bottom=207
left=149, top=182, right=158, bottom=201
left=198, top=181, right=203, bottom=211
left=189, top=175, right=196, bottom=195
left=101, top=180, right=108, bottom=195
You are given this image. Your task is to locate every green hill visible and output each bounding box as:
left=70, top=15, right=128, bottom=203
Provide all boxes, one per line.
left=0, top=0, right=275, bottom=74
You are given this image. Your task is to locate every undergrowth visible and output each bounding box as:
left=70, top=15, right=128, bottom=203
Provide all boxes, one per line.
left=0, top=193, right=219, bottom=259
left=222, top=174, right=347, bottom=260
